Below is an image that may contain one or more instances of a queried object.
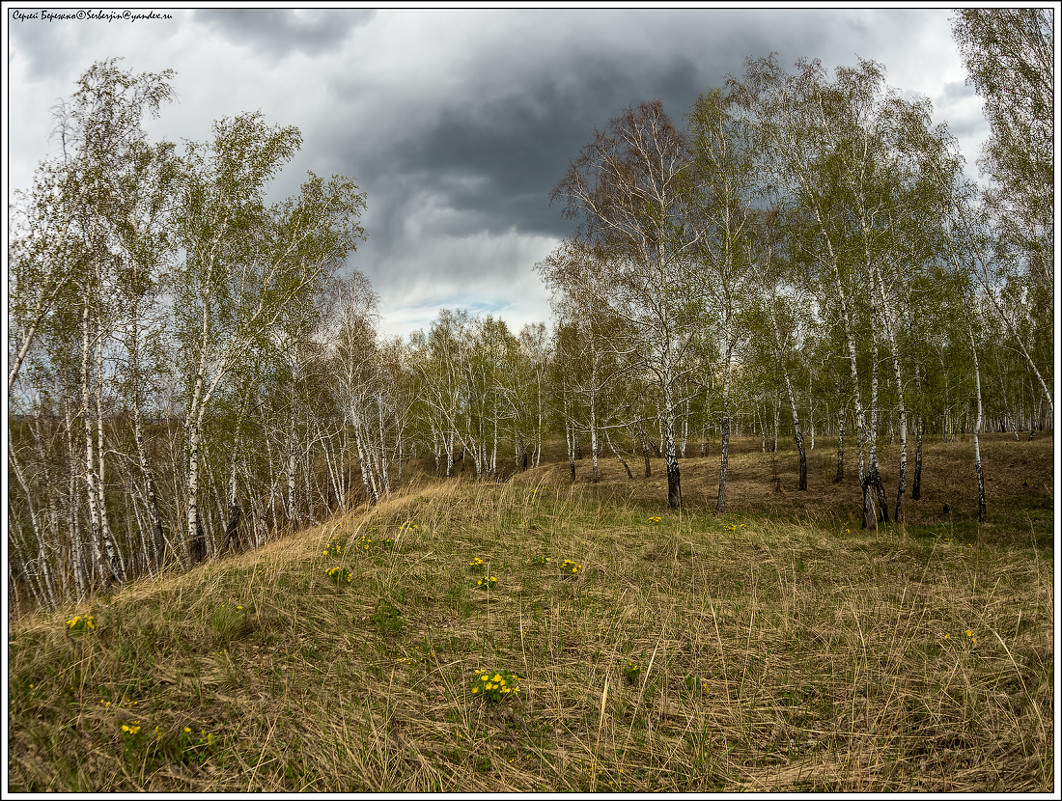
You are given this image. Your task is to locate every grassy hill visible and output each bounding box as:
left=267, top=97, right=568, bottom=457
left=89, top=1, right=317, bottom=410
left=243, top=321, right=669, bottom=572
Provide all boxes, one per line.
left=7, top=435, right=1054, bottom=792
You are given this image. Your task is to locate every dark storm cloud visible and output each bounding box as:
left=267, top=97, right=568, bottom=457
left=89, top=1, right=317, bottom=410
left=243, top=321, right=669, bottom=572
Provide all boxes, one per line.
left=194, top=8, right=374, bottom=59
left=333, top=7, right=962, bottom=266
left=351, top=42, right=714, bottom=260
left=397, top=54, right=707, bottom=239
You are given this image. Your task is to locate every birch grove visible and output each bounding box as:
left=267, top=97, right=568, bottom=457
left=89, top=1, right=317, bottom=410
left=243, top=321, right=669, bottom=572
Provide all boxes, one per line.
left=9, top=37, right=1052, bottom=610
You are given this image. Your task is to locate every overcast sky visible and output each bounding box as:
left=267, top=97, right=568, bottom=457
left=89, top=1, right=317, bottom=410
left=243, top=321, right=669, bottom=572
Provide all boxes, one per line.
left=5, top=3, right=992, bottom=340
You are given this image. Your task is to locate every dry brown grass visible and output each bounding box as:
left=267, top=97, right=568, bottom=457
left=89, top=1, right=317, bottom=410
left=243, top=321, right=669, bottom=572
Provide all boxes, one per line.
left=7, top=435, right=1054, bottom=793
left=526, top=432, right=1054, bottom=528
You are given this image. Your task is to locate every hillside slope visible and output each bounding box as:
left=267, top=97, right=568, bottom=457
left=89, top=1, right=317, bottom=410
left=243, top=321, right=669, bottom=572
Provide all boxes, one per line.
left=7, top=436, right=1054, bottom=792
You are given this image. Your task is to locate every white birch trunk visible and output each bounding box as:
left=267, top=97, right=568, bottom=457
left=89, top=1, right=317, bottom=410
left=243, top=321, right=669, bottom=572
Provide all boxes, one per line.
left=969, top=326, right=988, bottom=522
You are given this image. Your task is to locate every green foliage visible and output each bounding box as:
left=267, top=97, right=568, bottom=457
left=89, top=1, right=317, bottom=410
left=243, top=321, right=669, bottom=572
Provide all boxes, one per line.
left=325, top=567, right=353, bottom=586
left=951, top=9, right=1053, bottom=247
left=65, top=615, right=97, bottom=635
left=120, top=721, right=144, bottom=758
left=622, top=661, right=641, bottom=684
left=177, top=726, right=217, bottom=765
left=210, top=603, right=252, bottom=641
left=368, top=599, right=403, bottom=633
left=474, top=575, right=498, bottom=591
left=683, top=673, right=711, bottom=698
left=471, top=668, right=521, bottom=702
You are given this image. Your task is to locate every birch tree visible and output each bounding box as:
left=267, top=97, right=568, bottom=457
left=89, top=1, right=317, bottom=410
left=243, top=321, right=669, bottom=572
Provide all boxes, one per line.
left=952, top=9, right=1053, bottom=262
left=687, top=86, right=762, bottom=510
left=174, top=113, right=365, bottom=562
left=546, top=101, right=701, bottom=509
left=736, top=54, right=962, bottom=527
left=951, top=9, right=1054, bottom=418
